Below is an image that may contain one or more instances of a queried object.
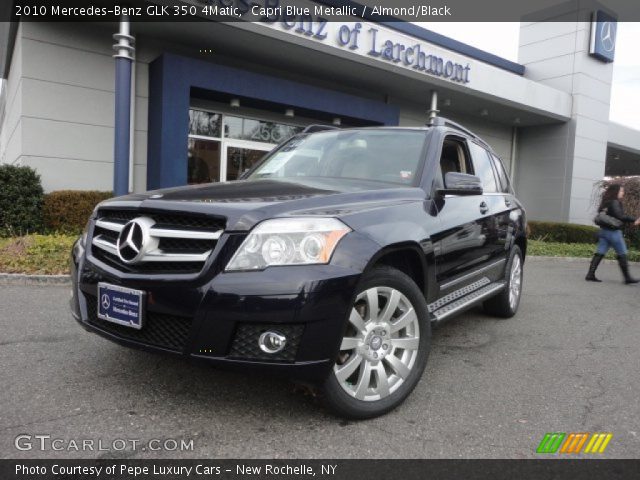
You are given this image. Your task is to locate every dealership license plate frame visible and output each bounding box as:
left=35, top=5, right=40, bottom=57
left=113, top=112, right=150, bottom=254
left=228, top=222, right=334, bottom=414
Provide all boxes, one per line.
left=97, top=282, right=146, bottom=330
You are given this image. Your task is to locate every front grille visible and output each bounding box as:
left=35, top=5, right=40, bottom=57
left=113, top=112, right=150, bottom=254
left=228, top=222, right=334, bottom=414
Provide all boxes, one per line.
left=85, top=294, right=193, bottom=352
left=90, top=209, right=225, bottom=275
left=93, top=250, right=205, bottom=274
left=229, top=323, right=305, bottom=362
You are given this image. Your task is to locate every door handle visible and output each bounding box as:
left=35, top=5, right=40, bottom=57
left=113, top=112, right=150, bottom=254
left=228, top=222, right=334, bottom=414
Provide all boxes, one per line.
left=479, top=201, right=489, bottom=214
left=505, top=198, right=512, bottom=207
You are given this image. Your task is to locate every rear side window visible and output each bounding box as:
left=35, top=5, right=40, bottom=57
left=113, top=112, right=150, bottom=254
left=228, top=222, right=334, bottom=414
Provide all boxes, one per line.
left=468, top=142, right=498, bottom=193
left=490, top=154, right=511, bottom=193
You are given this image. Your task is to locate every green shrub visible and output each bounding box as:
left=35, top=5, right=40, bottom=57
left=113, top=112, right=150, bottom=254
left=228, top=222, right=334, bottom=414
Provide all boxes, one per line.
left=529, top=239, right=640, bottom=262
left=626, top=228, right=640, bottom=251
left=0, top=164, right=44, bottom=237
left=0, top=234, right=77, bottom=274
left=528, top=221, right=599, bottom=244
left=43, top=190, right=112, bottom=234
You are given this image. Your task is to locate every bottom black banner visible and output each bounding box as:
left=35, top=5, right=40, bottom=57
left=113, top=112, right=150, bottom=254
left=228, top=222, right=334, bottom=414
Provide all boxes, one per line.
left=1, top=459, right=639, bottom=480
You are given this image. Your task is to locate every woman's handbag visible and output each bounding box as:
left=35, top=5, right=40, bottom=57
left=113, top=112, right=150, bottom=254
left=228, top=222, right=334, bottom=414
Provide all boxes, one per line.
left=594, top=210, right=623, bottom=229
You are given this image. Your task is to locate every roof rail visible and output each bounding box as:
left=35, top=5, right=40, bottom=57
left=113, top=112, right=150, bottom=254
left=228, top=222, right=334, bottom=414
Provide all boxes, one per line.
left=428, top=116, right=490, bottom=148
left=302, top=124, right=340, bottom=133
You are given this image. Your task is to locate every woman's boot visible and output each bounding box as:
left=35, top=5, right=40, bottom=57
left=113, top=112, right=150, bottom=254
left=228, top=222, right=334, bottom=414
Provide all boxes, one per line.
left=585, top=254, right=604, bottom=282
left=617, top=255, right=639, bottom=284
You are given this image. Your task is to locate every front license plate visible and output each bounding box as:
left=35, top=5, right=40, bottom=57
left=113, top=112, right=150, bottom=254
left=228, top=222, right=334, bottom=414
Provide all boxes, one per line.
left=97, top=282, right=145, bottom=330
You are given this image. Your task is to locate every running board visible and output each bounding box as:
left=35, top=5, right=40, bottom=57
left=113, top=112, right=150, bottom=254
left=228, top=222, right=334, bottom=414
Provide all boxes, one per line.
left=430, top=282, right=506, bottom=322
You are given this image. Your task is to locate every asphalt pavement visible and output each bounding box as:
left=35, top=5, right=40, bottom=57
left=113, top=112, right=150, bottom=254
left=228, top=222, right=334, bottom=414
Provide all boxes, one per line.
left=1, top=258, right=639, bottom=459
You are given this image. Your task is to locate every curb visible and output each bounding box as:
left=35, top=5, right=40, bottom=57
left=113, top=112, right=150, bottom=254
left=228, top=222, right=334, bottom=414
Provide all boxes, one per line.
left=0, top=273, right=70, bottom=286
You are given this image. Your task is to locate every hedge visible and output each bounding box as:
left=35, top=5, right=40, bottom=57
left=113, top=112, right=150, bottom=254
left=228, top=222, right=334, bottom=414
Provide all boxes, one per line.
left=0, top=165, right=44, bottom=237
left=43, top=190, right=112, bottom=234
left=0, top=234, right=77, bottom=274
left=528, top=239, right=640, bottom=262
left=528, top=221, right=599, bottom=244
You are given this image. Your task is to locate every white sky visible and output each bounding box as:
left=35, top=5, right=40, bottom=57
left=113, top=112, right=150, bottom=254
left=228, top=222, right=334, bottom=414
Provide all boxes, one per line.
left=419, top=22, right=640, bottom=130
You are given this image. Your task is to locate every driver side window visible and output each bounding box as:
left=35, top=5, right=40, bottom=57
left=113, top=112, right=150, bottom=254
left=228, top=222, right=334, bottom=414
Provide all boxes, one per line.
left=440, top=137, right=473, bottom=184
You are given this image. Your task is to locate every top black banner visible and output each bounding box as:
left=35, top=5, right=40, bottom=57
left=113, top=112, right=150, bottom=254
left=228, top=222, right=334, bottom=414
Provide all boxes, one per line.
left=3, top=0, right=640, bottom=22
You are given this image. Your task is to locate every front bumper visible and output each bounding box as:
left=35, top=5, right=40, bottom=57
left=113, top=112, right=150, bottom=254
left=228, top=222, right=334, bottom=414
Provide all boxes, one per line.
left=70, top=236, right=364, bottom=382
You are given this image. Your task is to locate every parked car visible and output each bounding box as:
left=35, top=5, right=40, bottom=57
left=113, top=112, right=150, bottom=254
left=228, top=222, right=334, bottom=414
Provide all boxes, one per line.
left=70, top=117, right=527, bottom=419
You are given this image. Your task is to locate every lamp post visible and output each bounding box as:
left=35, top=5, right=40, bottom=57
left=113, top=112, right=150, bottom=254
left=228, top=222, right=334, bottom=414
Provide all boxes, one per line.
left=427, top=90, right=439, bottom=124
left=112, top=16, right=135, bottom=196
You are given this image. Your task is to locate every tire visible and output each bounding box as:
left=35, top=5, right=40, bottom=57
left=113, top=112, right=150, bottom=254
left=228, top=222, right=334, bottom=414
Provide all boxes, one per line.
left=483, top=245, right=523, bottom=318
left=323, top=266, right=431, bottom=419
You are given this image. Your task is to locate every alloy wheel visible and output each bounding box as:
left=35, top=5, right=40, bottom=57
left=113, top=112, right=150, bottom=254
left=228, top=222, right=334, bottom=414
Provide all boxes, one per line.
left=333, top=286, right=420, bottom=402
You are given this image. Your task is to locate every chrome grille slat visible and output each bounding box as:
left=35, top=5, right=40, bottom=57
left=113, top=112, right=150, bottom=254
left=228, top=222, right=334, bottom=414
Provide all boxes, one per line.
left=140, top=250, right=212, bottom=262
left=92, top=235, right=118, bottom=255
left=90, top=210, right=225, bottom=274
left=149, top=227, right=222, bottom=240
left=95, top=219, right=126, bottom=232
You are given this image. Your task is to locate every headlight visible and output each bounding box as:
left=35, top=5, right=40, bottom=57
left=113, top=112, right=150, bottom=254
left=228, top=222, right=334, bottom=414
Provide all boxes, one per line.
left=225, top=218, right=351, bottom=271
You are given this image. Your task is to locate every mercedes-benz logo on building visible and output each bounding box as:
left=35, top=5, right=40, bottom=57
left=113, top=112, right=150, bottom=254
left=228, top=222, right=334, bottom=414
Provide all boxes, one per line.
left=600, top=21, right=615, bottom=52
left=116, top=217, right=157, bottom=264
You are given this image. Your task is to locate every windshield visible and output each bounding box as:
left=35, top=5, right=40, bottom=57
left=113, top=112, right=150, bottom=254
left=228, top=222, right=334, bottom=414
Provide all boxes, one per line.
left=247, top=130, right=427, bottom=186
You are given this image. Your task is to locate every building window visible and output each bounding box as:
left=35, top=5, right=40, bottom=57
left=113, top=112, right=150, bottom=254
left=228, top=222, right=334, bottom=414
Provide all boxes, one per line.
left=224, top=115, right=303, bottom=143
left=187, top=108, right=304, bottom=184
left=189, top=110, right=222, bottom=137
left=188, top=138, right=220, bottom=184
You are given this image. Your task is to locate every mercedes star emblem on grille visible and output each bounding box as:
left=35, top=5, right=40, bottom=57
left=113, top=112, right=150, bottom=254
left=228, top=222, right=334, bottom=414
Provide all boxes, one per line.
left=116, top=217, right=155, bottom=264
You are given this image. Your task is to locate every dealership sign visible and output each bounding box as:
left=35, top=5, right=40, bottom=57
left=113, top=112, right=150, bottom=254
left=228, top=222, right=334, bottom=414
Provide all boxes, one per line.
left=194, top=0, right=472, bottom=85
left=265, top=20, right=471, bottom=84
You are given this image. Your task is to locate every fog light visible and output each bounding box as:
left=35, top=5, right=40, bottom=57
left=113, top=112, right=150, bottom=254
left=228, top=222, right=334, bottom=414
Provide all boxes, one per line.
left=258, top=331, right=287, bottom=354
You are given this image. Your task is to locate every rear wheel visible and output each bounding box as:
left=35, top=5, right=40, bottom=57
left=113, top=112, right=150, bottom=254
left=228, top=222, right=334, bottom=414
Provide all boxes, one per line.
left=323, top=266, right=430, bottom=419
left=483, top=245, right=523, bottom=318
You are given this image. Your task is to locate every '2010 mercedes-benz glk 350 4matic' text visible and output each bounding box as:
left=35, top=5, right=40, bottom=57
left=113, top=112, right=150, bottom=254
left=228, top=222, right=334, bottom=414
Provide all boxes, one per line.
left=71, top=117, right=527, bottom=419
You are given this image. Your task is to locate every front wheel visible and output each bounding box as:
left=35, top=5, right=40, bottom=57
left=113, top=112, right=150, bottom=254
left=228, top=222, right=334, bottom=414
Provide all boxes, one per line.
left=323, top=266, right=430, bottom=419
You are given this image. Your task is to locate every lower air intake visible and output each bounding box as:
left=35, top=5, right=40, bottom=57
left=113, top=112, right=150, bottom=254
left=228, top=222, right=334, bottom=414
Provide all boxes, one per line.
left=229, top=323, right=304, bottom=362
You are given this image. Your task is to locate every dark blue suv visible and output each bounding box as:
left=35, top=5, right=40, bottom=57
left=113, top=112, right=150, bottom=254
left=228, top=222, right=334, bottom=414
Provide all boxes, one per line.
left=71, top=118, right=527, bottom=419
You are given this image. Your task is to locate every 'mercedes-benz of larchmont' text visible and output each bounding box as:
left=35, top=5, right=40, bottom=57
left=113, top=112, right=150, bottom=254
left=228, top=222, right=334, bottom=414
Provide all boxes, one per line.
left=16, top=463, right=337, bottom=477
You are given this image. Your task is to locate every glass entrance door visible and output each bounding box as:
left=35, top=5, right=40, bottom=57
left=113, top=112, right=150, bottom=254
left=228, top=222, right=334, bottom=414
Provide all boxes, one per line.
left=187, top=108, right=302, bottom=184
left=222, top=140, right=273, bottom=181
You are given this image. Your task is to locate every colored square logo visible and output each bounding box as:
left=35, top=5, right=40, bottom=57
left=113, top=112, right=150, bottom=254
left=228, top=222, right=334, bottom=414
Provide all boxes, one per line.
left=537, top=433, right=612, bottom=454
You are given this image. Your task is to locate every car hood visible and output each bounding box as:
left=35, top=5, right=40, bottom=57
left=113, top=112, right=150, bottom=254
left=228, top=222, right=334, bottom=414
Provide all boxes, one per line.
left=100, top=178, right=425, bottom=231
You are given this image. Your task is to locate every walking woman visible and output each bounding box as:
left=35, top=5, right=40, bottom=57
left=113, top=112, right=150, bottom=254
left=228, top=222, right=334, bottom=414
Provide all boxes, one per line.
left=586, top=184, right=640, bottom=284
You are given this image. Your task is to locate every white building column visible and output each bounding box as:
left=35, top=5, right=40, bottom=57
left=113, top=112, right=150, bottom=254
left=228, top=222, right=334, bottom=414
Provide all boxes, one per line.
left=515, top=9, right=615, bottom=224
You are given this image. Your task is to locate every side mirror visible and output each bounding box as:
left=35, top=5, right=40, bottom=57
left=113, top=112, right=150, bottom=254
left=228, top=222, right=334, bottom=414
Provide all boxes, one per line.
left=438, top=172, right=483, bottom=196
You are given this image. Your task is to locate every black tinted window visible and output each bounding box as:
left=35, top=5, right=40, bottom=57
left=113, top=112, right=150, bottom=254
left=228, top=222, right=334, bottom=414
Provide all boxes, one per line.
left=468, top=142, right=498, bottom=193
left=491, top=154, right=511, bottom=193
